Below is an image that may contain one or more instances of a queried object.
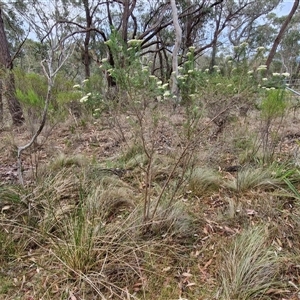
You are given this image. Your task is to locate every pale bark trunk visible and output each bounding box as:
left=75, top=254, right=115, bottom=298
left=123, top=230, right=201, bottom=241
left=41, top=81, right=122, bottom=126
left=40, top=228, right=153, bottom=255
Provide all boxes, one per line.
left=170, top=0, right=182, bottom=99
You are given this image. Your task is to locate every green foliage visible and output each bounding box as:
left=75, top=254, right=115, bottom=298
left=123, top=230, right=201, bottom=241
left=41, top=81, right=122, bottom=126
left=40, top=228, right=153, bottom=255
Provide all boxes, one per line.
left=56, top=90, right=82, bottom=105
left=14, top=69, right=48, bottom=100
left=15, top=69, right=83, bottom=115
left=0, top=229, right=16, bottom=263
left=233, top=42, right=250, bottom=67
left=52, top=73, right=81, bottom=106
left=279, top=167, right=300, bottom=201
left=260, top=89, right=286, bottom=120
left=0, top=274, right=14, bottom=295
left=16, top=85, right=46, bottom=124
left=16, top=88, right=44, bottom=108
left=52, top=199, right=98, bottom=274
left=0, top=185, right=21, bottom=203
left=176, top=42, right=260, bottom=112
left=258, top=88, right=287, bottom=162
left=117, top=143, right=145, bottom=166
left=71, top=78, right=107, bottom=116
left=177, top=48, right=206, bottom=105
left=102, top=30, right=162, bottom=102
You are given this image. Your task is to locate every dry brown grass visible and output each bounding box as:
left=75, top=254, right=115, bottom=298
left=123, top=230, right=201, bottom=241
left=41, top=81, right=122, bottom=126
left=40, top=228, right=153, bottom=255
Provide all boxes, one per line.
left=1, top=100, right=300, bottom=299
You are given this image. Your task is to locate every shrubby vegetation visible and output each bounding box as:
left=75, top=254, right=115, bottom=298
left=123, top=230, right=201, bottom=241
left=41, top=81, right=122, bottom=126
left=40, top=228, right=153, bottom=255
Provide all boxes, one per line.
left=1, top=1, right=300, bottom=299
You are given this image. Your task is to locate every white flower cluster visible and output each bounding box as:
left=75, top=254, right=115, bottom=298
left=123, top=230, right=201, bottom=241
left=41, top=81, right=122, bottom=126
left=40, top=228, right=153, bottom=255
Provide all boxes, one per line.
left=163, top=91, right=170, bottom=97
left=261, top=87, right=276, bottom=90
left=257, top=65, right=267, bottom=71
left=177, top=74, right=188, bottom=80
left=142, top=66, right=149, bottom=72
left=234, top=42, right=248, bottom=50
left=72, top=79, right=93, bottom=103
left=272, top=73, right=280, bottom=77
left=256, top=46, right=265, bottom=52
left=127, top=39, right=143, bottom=47
left=79, top=92, right=91, bottom=103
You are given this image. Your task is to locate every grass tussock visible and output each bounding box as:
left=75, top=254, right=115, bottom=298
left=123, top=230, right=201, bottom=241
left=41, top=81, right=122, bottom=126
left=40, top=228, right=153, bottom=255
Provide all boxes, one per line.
left=219, top=226, right=283, bottom=300
left=189, top=167, right=221, bottom=196
left=47, top=152, right=88, bottom=171
left=224, top=166, right=281, bottom=192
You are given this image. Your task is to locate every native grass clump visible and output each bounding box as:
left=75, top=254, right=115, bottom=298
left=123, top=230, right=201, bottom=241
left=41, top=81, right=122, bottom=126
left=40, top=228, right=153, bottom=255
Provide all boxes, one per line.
left=219, top=226, right=283, bottom=300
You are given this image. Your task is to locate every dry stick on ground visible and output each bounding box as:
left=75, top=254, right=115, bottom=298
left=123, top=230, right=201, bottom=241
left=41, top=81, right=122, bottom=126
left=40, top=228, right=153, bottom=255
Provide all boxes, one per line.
left=17, top=47, right=72, bottom=186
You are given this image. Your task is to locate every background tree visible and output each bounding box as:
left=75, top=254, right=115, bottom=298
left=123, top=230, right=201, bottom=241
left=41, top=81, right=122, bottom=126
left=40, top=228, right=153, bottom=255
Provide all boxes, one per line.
left=9, top=0, right=300, bottom=93
left=0, top=6, right=24, bottom=126
left=227, top=0, right=282, bottom=48
left=170, top=0, right=182, bottom=98
left=266, top=0, right=300, bottom=70
left=261, top=12, right=300, bottom=75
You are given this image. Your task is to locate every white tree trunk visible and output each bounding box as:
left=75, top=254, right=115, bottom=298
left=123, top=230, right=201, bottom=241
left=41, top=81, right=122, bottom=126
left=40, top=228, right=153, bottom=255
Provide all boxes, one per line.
left=170, top=0, right=182, bottom=99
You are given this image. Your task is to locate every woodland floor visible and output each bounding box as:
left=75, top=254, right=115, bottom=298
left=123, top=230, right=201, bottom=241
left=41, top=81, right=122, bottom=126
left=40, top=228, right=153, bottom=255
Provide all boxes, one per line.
left=1, top=103, right=300, bottom=299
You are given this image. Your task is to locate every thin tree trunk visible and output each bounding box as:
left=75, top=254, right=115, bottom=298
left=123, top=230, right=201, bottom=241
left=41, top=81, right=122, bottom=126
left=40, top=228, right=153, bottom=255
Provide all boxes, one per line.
left=83, top=32, right=91, bottom=78
left=0, top=79, right=3, bottom=124
left=122, top=0, right=130, bottom=42
left=83, top=0, right=91, bottom=78
left=209, top=6, right=222, bottom=71
left=0, top=8, right=24, bottom=126
left=121, top=0, right=137, bottom=42
left=170, top=0, right=182, bottom=98
left=266, top=0, right=300, bottom=70
left=5, top=71, right=24, bottom=125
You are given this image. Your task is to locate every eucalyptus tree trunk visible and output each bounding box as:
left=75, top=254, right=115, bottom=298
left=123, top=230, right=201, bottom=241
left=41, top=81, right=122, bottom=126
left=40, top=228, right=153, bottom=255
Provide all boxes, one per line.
left=266, top=0, right=300, bottom=70
left=0, top=8, right=24, bottom=126
left=209, top=5, right=222, bottom=71
left=0, top=79, right=2, bottom=124
left=121, top=0, right=137, bottom=43
left=83, top=0, right=92, bottom=78
left=170, top=0, right=182, bottom=99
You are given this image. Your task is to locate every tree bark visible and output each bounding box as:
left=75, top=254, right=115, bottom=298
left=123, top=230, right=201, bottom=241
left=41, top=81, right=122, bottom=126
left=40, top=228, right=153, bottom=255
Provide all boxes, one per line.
left=266, top=0, right=300, bottom=70
left=209, top=5, right=222, bottom=71
left=0, top=79, right=2, bottom=124
left=170, top=0, right=182, bottom=98
left=83, top=0, right=91, bottom=78
left=0, top=8, right=24, bottom=126
left=121, top=0, right=137, bottom=42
